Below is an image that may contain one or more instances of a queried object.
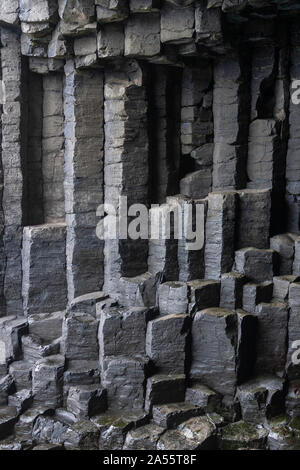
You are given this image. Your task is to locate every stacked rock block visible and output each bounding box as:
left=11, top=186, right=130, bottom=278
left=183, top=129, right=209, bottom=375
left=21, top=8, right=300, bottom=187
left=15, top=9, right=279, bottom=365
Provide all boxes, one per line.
left=1, top=0, right=300, bottom=450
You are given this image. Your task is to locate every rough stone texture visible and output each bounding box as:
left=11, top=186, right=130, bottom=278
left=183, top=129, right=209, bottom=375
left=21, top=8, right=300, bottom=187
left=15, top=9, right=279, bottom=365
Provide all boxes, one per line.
left=146, top=314, right=190, bottom=374
left=204, top=191, right=236, bottom=279
left=1, top=0, right=300, bottom=450
left=62, top=312, right=99, bottom=361
left=190, top=308, right=238, bottom=401
left=234, top=247, right=275, bottom=283
left=253, top=302, right=288, bottom=376
left=22, top=224, right=67, bottom=316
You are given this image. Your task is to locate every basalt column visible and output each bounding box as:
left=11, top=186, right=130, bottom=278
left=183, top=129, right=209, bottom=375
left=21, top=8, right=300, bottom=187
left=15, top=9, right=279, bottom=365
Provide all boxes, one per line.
left=286, top=19, right=300, bottom=232
left=103, top=62, right=149, bottom=301
left=0, top=28, right=27, bottom=316
left=0, top=42, right=4, bottom=315
left=64, top=61, right=104, bottom=302
left=212, top=54, right=250, bottom=191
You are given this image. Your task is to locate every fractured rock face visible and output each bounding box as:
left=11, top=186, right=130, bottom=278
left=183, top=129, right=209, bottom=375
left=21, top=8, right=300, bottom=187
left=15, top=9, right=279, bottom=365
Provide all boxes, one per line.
left=190, top=308, right=237, bottom=400
left=62, top=312, right=99, bottom=361
left=146, top=313, right=191, bottom=374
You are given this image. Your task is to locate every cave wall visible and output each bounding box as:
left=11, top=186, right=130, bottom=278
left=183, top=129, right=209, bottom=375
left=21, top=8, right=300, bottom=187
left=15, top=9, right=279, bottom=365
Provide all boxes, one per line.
left=0, top=0, right=300, bottom=450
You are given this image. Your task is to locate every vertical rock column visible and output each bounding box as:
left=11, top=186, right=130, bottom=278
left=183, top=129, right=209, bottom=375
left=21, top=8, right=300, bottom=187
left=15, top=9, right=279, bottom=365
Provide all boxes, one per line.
left=247, top=42, right=289, bottom=235
left=42, top=73, right=65, bottom=223
left=286, top=20, right=300, bottom=232
left=0, top=41, right=4, bottom=315
left=147, top=64, right=181, bottom=204
left=103, top=62, right=149, bottom=297
left=204, top=191, right=236, bottom=280
left=180, top=63, right=214, bottom=199
left=64, top=61, right=104, bottom=302
left=27, top=72, right=44, bottom=225
left=212, top=54, right=250, bottom=191
left=0, top=29, right=27, bottom=316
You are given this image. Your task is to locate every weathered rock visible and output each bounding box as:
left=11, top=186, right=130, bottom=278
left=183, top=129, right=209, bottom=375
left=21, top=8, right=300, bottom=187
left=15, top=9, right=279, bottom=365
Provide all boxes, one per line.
left=220, top=272, right=245, bottom=310
left=242, top=281, right=273, bottom=314
left=146, top=314, right=191, bottom=374
left=32, top=355, right=65, bottom=408
left=234, top=247, right=275, bottom=283
left=0, top=375, right=15, bottom=406
left=236, top=376, right=285, bottom=424
left=28, top=311, right=64, bottom=343
left=62, top=312, right=99, bottom=361
left=9, top=361, right=32, bottom=391
left=158, top=282, right=189, bottom=316
left=101, top=355, right=148, bottom=411
left=185, top=384, right=221, bottom=412
left=152, top=402, right=202, bottom=429
left=0, top=406, right=18, bottom=440
left=177, top=415, right=217, bottom=450
left=64, top=420, right=100, bottom=450
left=220, top=421, right=268, bottom=450
left=99, top=306, right=151, bottom=358
left=123, top=423, right=164, bottom=450
left=92, top=410, right=148, bottom=450
left=22, top=335, right=60, bottom=364
left=67, top=385, right=107, bottom=419
left=68, top=292, right=108, bottom=317
left=145, top=374, right=186, bottom=412
left=8, top=389, right=33, bottom=413
left=204, top=191, right=236, bottom=279
left=190, top=308, right=237, bottom=400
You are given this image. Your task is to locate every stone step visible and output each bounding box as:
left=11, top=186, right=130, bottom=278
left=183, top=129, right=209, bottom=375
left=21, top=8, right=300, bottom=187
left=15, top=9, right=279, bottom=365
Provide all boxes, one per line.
left=152, top=402, right=202, bottom=429
left=92, top=410, right=149, bottom=450
left=145, top=374, right=186, bottom=412
left=219, top=421, right=268, bottom=450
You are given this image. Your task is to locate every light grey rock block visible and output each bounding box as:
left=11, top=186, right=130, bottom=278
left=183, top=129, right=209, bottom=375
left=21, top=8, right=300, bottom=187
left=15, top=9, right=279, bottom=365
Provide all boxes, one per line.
left=220, top=421, right=268, bottom=450
left=22, top=224, right=67, bottom=316
left=32, top=354, right=65, bottom=408
left=28, top=311, right=64, bottom=343
left=185, top=384, right=221, bottom=412
left=9, top=361, right=32, bottom=391
left=254, top=302, right=288, bottom=376
left=62, top=312, right=99, bottom=361
left=67, top=384, right=107, bottom=419
left=187, top=279, right=220, bottom=315
left=158, top=281, right=189, bottom=316
left=101, top=355, right=148, bottom=411
left=161, top=4, right=194, bottom=44
left=125, top=13, right=160, bottom=57
left=22, top=335, right=60, bottom=364
left=204, top=191, right=236, bottom=279
left=190, top=308, right=237, bottom=400
left=99, top=306, right=151, bottom=359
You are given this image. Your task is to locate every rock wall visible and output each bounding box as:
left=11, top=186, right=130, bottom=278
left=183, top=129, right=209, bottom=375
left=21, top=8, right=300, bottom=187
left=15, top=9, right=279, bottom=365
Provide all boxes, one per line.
left=0, top=0, right=300, bottom=451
